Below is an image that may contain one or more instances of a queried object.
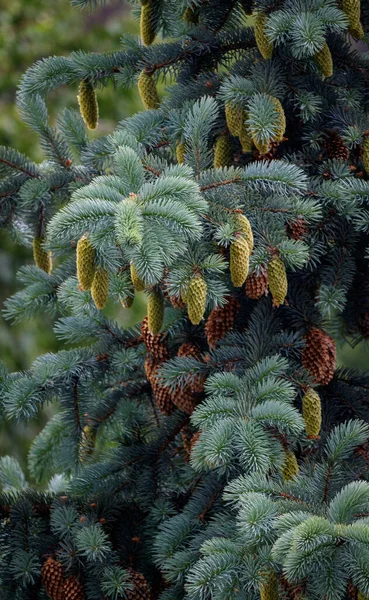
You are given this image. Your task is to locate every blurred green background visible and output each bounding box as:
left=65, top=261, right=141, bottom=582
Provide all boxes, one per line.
left=0, top=0, right=368, bottom=476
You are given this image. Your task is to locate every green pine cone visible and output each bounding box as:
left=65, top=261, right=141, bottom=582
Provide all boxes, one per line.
left=147, top=289, right=164, bottom=334
left=138, top=70, right=160, bottom=110
left=213, top=134, right=233, bottom=168
left=187, top=274, right=207, bottom=324
left=79, top=425, right=96, bottom=463
left=267, top=257, right=287, bottom=307
left=77, top=81, right=99, bottom=130
left=140, top=3, right=156, bottom=46
left=302, top=387, right=321, bottom=439
left=225, top=103, right=244, bottom=137
left=259, top=571, right=279, bottom=600
left=314, top=42, right=333, bottom=80
left=254, top=12, right=273, bottom=60
left=233, top=213, right=254, bottom=252
left=91, top=267, right=109, bottom=310
left=76, top=235, right=95, bottom=291
left=176, top=142, right=186, bottom=164
left=33, top=237, right=52, bottom=274
left=269, top=96, right=286, bottom=143
left=230, top=235, right=250, bottom=287
left=130, top=263, right=145, bottom=292
left=282, top=449, right=299, bottom=481
left=341, top=0, right=364, bottom=39
left=239, top=118, right=253, bottom=153
left=363, top=135, right=369, bottom=174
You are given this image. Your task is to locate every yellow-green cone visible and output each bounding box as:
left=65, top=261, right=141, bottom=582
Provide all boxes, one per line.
left=259, top=570, right=279, bottom=600
left=341, top=0, right=364, bottom=39
left=314, top=42, right=333, bottom=80
left=267, top=257, right=287, bottom=307
left=33, top=238, right=52, bottom=274
left=79, top=425, right=96, bottom=463
left=269, top=96, right=286, bottom=143
left=282, top=449, right=299, bottom=481
left=254, top=12, right=273, bottom=60
left=130, top=263, right=145, bottom=292
left=213, top=134, right=233, bottom=168
left=76, top=235, right=95, bottom=291
left=251, top=134, right=270, bottom=155
left=77, top=81, right=99, bottom=130
left=302, top=387, right=321, bottom=439
left=363, top=135, right=369, bottom=174
left=138, top=70, right=160, bottom=110
left=187, top=274, right=207, bottom=324
left=140, top=3, right=156, bottom=46
left=230, top=235, right=250, bottom=287
left=233, top=213, right=254, bottom=252
left=225, top=103, right=244, bottom=137
left=147, top=290, right=164, bottom=334
left=176, top=142, right=186, bottom=164
left=239, top=119, right=253, bottom=153
left=91, top=267, right=109, bottom=310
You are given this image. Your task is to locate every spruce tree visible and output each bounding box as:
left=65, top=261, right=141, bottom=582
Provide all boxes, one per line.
left=1, top=1, right=369, bottom=599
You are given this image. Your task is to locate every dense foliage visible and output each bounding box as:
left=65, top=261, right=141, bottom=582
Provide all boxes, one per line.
left=1, top=1, right=369, bottom=599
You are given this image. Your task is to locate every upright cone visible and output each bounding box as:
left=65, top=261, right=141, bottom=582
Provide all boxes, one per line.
left=254, top=13, right=273, bottom=60
left=267, top=257, right=287, bottom=307
left=138, top=70, right=160, bottom=110
left=230, top=235, right=250, bottom=287
left=76, top=235, right=95, bottom=291
left=77, top=81, right=98, bottom=130
left=187, top=274, right=207, bottom=324
left=239, top=119, right=253, bottom=152
left=148, top=289, right=164, bottom=334
left=302, top=387, right=322, bottom=439
left=314, top=43, right=333, bottom=79
left=33, top=237, right=52, bottom=274
left=91, top=267, right=109, bottom=310
left=213, top=134, right=233, bottom=168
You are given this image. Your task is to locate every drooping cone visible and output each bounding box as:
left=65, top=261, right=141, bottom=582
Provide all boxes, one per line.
left=79, top=425, right=96, bottom=463
left=239, top=119, right=253, bottom=153
left=267, top=257, right=287, bottom=307
left=233, top=212, right=254, bottom=252
left=324, top=131, right=349, bottom=161
left=147, top=289, right=164, bottom=334
left=63, top=576, right=85, bottom=600
left=213, top=134, right=233, bottom=168
left=77, top=81, right=98, bottom=130
left=286, top=218, right=308, bottom=240
left=178, top=342, right=205, bottom=393
left=91, top=267, right=109, bottom=310
left=253, top=137, right=271, bottom=155
left=302, top=387, right=322, bottom=439
left=225, top=103, right=244, bottom=137
left=187, top=274, right=207, bottom=325
left=171, top=386, right=198, bottom=415
left=126, top=569, right=152, bottom=600
left=41, top=557, right=64, bottom=600
left=230, top=235, right=250, bottom=287
left=140, top=3, right=156, bottom=46
left=341, top=0, right=364, bottom=39
left=33, top=237, right=52, bottom=274
left=259, top=570, right=279, bottom=600
left=254, top=12, right=273, bottom=60
left=205, top=296, right=240, bottom=348
left=130, top=263, right=145, bottom=292
left=314, top=42, right=333, bottom=79
left=282, top=449, right=299, bottom=481
left=269, top=96, right=286, bottom=143
left=149, top=359, right=175, bottom=415
left=245, top=270, right=268, bottom=300
left=141, top=317, right=169, bottom=360
left=302, top=327, right=336, bottom=385
left=362, top=135, right=369, bottom=175
left=138, top=70, right=160, bottom=110
left=176, top=141, right=186, bottom=164
left=76, top=235, right=95, bottom=291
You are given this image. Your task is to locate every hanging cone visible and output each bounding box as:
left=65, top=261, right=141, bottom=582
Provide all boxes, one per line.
left=362, top=134, right=369, bottom=175
left=91, top=267, right=109, bottom=310
left=259, top=570, right=279, bottom=600
left=76, top=235, right=95, bottom=291
left=230, top=235, right=250, bottom=287
left=302, top=327, right=336, bottom=385
left=33, top=237, right=52, bottom=274
left=239, top=119, right=254, bottom=153
left=147, top=289, right=164, bottom=334
left=79, top=425, right=96, bottom=463
left=341, top=0, right=364, bottom=39
left=63, top=576, right=85, bottom=600
left=302, top=387, right=322, bottom=439
left=254, top=12, right=273, bottom=60
left=213, top=134, right=233, bottom=168
left=177, top=342, right=206, bottom=393
left=286, top=218, right=308, bottom=240
left=138, top=70, right=160, bottom=110
left=314, top=42, right=333, bottom=79
left=141, top=317, right=169, bottom=360
left=323, top=131, right=349, bottom=160
left=171, top=385, right=198, bottom=415
left=41, top=557, right=64, bottom=600
left=140, top=3, right=156, bottom=46
left=126, top=569, right=152, bottom=600
left=245, top=270, right=268, bottom=300
left=77, top=81, right=98, bottom=130
left=176, top=141, right=186, bottom=164
left=267, top=256, right=287, bottom=307
left=282, top=449, right=299, bottom=481
left=225, top=103, right=244, bottom=137
left=151, top=374, right=175, bottom=416
left=233, top=212, right=254, bottom=252
left=130, top=263, right=145, bottom=292
left=187, top=274, right=207, bottom=325
left=205, top=296, right=240, bottom=348
left=269, top=96, right=286, bottom=143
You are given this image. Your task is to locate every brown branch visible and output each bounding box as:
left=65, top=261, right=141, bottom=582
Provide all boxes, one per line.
left=0, top=157, right=37, bottom=178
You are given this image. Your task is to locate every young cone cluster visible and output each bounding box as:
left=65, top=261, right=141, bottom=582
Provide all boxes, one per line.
left=302, top=387, right=322, bottom=438
left=187, top=274, right=207, bottom=325
left=245, top=270, right=268, bottom=300
left=138, top=70, right=160, bottom=110
left=302, top=327, right=336, bottom=385
left=254, top=12, right=273, bottom=60
left=213, top=134, right=233, bottom=168
left=314, top=43, right=333, bottom=79
left=147, top=289, right=164, bottom=334
left=33, top=237, right=52, bottom=274
left=140, top=3, right=156, bottom=46
left=267, top=256, right=287, bottom=307
left=282, top=449, right=299, bottom=481
left=76, top=235, right=95, bottom=291
left=63, top=576, right=85, bottom=600
left=341, top=0, right=364, bottom=39
left=230, top=235, right=250, bottom=287
left=91, top=267, right=109, bottom=310
left=205, top=296, right=240, bottom=348
left=41, top=557, right=64, bottom=600
left=259, top=570, right=279, bottom=600
left=126, top=570, right=152, bottom=600
left=77, top=81, right=98, bottom=130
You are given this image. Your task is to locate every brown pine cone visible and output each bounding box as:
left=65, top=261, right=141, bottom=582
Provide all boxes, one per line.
left=323, top=131, right=349, bottom=161
left=205, top=296, right=240, bottom=348
left=169, top=294, right=185, bottom=309
left=41, top=557, right=64, bottom=600
left=126, top=569, right=152, bottom=600
left=141, top=317, right=169, bottom=360
left=171, top=385, right=198, bottom=415
left=63, top=576, right=85, bottom=600
left=286, top=218, right=308, bottom=240
left=177, top=342, right=206, bottom=393
left=302, top=327, right=336, bottom=385
left=245, top=270, right=268, bottom=300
